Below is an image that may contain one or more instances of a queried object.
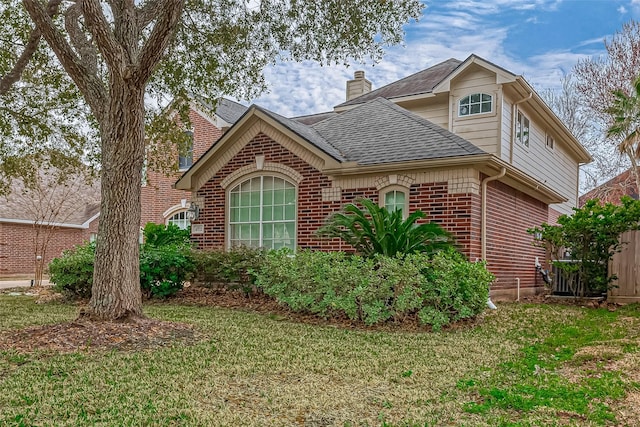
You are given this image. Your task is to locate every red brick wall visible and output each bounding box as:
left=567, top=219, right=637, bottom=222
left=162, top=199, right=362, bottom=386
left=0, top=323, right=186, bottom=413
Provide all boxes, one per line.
left=141, top=108, right=224, bottom=225
left=484, top=180, right=548, bottom=297
left=0, top=222, right=94, bottom=276
left=192, top=132, right=551, bottom=298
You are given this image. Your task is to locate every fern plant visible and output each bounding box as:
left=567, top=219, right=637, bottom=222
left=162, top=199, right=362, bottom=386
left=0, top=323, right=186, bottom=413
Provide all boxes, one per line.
left=317, top=198, right=453, bottom=257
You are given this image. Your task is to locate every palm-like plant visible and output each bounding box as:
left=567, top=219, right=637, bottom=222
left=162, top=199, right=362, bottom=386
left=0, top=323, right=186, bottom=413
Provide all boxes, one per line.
left=317, top=198, right=453, bottom=258
left=607, top=75, right=640, bottom=193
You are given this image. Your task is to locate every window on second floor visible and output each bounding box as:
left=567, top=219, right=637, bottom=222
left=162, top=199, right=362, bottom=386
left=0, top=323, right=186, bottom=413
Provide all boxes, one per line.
left=516, top=110, right=530, bottom=148
left=459, top=93, right=492, bottom=117
left=178, top=131, right=194, bottom=170
left=546, top=134, right=555, bottom=150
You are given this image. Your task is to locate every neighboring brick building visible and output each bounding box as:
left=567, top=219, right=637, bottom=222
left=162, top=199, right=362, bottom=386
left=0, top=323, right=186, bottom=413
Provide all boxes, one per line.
left=177, top=55, right=592, bottom=300
left=0, top=99, right=247, bottom=277
left=0, top=174, right=100, bottom=277
left=579, top=168, right=639, bottom=206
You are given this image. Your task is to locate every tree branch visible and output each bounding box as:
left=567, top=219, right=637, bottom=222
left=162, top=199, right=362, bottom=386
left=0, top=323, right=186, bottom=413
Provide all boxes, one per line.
left=22, top=0, right=108, bottom=122
left=0, top=0, right=62, bottom=95
left=136, top=0, right=161, bottom=30
left=134, top=0, right=183, bottom=84
left=64, top=3, right=98, bottom=76
left=80, top=0, right=128, bottom=75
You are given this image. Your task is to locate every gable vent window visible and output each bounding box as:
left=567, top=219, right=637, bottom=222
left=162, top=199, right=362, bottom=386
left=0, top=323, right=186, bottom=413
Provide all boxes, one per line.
left=459, top=93, right=492, bottom=116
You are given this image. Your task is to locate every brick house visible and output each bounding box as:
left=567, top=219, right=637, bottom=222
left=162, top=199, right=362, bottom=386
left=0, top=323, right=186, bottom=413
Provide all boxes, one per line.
left=0, top=175, right=100, bottom=277
left=0, top=99, right=247, bottom=277
left=579, top=168, right=639, bottom=206
left=176, top=55, right=592, bottom=299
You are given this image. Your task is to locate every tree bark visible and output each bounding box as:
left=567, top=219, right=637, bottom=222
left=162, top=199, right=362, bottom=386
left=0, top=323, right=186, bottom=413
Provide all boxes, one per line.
left=87, top=76, right=145, bottom=320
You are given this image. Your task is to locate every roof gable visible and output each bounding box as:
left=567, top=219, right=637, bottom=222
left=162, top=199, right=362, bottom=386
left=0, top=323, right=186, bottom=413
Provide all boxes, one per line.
left=336, top=58, right=462, bottom=108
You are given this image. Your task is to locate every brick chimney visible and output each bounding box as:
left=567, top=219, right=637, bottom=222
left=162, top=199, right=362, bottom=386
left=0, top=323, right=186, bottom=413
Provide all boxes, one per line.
left=346, top=70, right=371, bottom=101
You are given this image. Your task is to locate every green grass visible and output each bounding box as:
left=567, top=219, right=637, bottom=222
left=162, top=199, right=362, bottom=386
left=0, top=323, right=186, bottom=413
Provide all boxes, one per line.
left=1, top=296, right=639, bottom=426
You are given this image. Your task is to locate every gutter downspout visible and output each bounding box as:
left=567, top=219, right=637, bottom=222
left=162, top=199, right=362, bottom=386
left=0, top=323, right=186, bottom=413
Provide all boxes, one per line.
left=482, top=167, right=506, bottom=310
left=509, top=92, right=533, bottom=164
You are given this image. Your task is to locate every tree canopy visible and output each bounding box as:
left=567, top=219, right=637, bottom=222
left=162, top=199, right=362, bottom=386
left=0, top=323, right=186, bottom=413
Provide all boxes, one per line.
left=0, top=0, right=423, bottom=319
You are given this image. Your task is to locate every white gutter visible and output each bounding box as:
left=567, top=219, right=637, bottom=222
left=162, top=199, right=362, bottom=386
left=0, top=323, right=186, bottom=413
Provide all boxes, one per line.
left=0, top=215, right=98, bottom=230
left=481, top=167, right=507, bottom=261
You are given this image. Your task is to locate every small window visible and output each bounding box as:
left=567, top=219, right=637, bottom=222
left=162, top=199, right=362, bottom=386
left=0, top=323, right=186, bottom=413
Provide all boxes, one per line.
left=381, top=189, right=408, bottom=218
left=178, top=131, right=194, bottom=170
left=516, top=110, right=530, bottom=148
left=459, top=93, right=492, bottom=116
left=167, top=210, right=190, bottom=230
left=546, top=134, right=555, bottom=150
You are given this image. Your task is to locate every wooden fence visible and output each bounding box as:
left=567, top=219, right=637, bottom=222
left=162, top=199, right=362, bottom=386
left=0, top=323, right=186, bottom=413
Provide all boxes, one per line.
left=609, top=230, right=640, bottom=304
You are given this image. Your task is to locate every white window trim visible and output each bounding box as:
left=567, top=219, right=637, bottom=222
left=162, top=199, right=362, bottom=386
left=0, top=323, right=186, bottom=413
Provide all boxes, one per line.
left=515, top=109, right=531, bottom=150
left=457, top=92, right=494, bottom=118
left=379, top=185, right=410, bottom=218
left=545, top=133, right=555, bottom=151
left=166, top=209, right=190, bottom=230
left=226, top=173, right=298, bottom=250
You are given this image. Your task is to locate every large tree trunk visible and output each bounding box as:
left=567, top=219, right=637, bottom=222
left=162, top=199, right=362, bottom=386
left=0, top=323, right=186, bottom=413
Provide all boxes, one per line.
left=87, top=77, right=145, bottom=320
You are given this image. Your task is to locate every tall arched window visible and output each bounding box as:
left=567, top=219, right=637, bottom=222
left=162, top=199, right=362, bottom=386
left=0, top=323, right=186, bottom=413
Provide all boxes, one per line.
left=458, top=93, right=492, bottom=116
left=167, top=210, right=190, bottom=230
left=228, top=176, right=296, bottom=250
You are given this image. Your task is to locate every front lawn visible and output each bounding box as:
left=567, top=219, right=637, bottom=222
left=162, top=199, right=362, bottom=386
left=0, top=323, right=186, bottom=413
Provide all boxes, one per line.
left=1, top=295, right=639, bottom=426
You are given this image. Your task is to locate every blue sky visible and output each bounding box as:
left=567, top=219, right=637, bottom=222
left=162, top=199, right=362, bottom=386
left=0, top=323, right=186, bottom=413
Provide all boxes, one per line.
left=249, top=0, right=640, bottom=117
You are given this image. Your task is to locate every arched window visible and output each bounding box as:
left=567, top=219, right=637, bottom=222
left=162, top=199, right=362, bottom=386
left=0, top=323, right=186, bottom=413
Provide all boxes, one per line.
left=381, top=188, right=408, bottom=218
left=167, top=210, right=190, bottom=230
left=228, top=176, right=296, bottom=250
left=458, top=93, right=492, bottom=116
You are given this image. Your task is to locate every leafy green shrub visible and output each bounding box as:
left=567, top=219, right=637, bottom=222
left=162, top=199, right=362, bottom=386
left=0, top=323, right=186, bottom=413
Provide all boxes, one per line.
left=529, top=197, right=640, bottom=297
left=142, top=222, right=191, bottom=247
left=140, top=244, right=195, bottom=298
left=254, top=248, right=492, bottom=329
left=191, top=246, right=265, bottom=295
left=317, top=198, right=453, bottom=257
left=140, top=223, right=194, bottom=298
left=48, top=241, right=95, bottom=299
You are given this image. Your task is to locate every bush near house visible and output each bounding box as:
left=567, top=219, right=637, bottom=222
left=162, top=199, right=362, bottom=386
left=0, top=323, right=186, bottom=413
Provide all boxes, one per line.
left=529, top=196, right=640, bottom=297
left=254, top=249, right=493, bottom=330
left=49, top=224, right=195, bottom=299
left=191, top=246, right=265, bottom=295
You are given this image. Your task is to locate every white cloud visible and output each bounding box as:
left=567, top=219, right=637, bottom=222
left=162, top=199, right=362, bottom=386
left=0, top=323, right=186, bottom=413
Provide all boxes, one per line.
left=618, top=5, right=628, bottom=14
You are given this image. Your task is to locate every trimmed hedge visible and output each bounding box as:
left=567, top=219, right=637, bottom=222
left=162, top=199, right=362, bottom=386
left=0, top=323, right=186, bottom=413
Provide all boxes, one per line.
left=191, top=246, right=265, bottom=295
left=254, top=249, right=493, bottom=329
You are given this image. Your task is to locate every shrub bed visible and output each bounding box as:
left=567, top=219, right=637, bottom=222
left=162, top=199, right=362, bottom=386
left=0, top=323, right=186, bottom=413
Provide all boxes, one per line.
left=191, top=246, right=265, bottom=295
left=254, top=249, right=493, bottom=329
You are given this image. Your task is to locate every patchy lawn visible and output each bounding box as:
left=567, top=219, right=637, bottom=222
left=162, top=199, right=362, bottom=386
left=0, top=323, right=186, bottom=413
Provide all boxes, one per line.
left=0, top=293, right=639, bottom=426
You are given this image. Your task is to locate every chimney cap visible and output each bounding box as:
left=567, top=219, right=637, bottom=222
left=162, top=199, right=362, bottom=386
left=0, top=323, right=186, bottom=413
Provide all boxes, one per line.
left=354, top=70, right=365, bottom=79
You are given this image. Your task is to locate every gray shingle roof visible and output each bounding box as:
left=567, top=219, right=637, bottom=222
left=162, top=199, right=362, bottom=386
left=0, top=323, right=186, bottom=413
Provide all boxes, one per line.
left=336, top=58, right=462, bottom=107
left=0, top=174, right=100, bottom=226
left=312, top=98, right=485, bottom=165
left=292, top=111, right=338, bottom=125
left=215, top=98, right=249, bottom=124
left=255, top=107, right=346, bottom=162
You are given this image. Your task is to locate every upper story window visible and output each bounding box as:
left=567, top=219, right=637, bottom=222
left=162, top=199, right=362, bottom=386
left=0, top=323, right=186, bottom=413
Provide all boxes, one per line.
left=178, top=131, right=194, bottom=170
left=546, top=134, right=555, bottom=150
left=458, top=93, right=492, bottom=116
left=228, top=175, right=296, bottom=250
left=516, top=110, right=530, bottom=148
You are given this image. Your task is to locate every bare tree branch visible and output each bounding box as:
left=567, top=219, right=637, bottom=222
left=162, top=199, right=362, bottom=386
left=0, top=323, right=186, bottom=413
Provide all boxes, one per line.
left=0, top=0, right=63, bottom=95
left=22, top=0, right=108, bottom=122
left=136, top=0, right=161, bottom=29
